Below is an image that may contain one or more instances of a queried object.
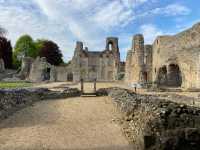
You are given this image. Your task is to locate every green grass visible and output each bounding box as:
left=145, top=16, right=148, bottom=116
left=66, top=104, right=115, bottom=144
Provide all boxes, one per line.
left=0, top=82, right=33, bottom=89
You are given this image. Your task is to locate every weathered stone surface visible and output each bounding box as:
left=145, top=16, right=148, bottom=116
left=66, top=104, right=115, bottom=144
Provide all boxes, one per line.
left=0, top=58, right=5, bottom=73
left=0, top=87, right=81, bottom=120
left=71, top=37, right=121, bottom=82
left=97, top=87, right=200, bottom=150
left=29, top=57, right=51, bottom=82
left=17, top=57, right=33, bottom=79
left=18, top=36, right=124, bottom=83
left=125, top=22, right=200, bottom=89
left=125, top=34, right=153, bottom=84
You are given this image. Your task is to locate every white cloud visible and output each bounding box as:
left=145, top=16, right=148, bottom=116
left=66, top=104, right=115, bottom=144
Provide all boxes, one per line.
left=0, top=0, right=192, bottom=61
left=91, top=1, right=133, bottom=30
left=152, top=3, right=191, bottom=16
left=140, top=24, right=163, bottom=44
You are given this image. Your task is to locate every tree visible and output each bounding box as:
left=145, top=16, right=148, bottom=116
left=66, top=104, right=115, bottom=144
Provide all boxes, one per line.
left=0, top=36, right=13, bottom=69
left=39, top=40, right=63, bottom=66
left=13, top=35, right=39, bottom=68
left=14, top=35, right=39, bottom=59
left=35, top=39, right=46, bottom=51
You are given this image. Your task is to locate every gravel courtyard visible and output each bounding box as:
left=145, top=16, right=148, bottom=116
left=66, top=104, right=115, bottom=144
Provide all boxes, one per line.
left=0, top=96, right=133, bottom=150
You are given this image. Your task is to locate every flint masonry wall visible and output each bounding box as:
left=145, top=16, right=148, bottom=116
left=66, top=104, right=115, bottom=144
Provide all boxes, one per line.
left=96, top=87, right=200, bottom=150
left=0, top=88, right=81, bottom=120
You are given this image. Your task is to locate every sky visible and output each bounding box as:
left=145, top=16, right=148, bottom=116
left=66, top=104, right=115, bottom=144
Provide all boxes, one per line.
left=0, top=0, right=200, bottom=62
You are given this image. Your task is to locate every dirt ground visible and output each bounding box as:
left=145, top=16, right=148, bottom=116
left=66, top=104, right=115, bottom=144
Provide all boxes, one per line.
left=0, top=96, right=133, bottom=150
left=1, top=82, right=200, bottom=150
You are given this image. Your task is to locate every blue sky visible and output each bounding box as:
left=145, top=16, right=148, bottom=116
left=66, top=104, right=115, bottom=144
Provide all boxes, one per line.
left=0, top=0, right=199, bottom=61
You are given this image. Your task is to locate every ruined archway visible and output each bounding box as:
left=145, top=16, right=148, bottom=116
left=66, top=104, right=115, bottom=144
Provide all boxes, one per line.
left=157, top=64, right=182, bottom=87
left=167, top=64, right=182, bottom=87
left=44, top=67, right=51, bottom=81
left=140, top=71, right=148, bottom=83
left=157, top=66, right=167, bottom=86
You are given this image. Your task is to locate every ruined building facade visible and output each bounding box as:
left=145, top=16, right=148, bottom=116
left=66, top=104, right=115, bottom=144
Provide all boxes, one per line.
left=71, top=37, right=121, bottom=82
left=125, top=22, right=200, bottom=89
left=18, top=57, right=73, bottom=82
left=18, top=37, right=121, bottom=82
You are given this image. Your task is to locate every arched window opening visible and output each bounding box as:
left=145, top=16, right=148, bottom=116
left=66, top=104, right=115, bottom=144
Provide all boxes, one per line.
left=108, top=42, right=113, bottom=51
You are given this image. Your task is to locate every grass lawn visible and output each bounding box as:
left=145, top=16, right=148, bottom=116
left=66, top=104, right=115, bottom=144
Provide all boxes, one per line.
left=0, top=82, right=33, bottom=89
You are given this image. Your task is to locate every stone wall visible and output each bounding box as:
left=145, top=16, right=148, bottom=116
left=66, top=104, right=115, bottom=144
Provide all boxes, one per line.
left=97, top=87, right=200, bottom=150
left=0, top=58, right=5, bottom=73
left=18, top=37, right=122, bottom=83
left=29, top=57, right=51, bottom=82
left=71, top=37, right=121, bottom=82
left=17, top=57, right=34, bottom=80
left=125, top=22, right=200, bottom=89
left=152, top=22, right=200, bottom=89
left=18, top=57, right=75, bottom=82
left=0, top=88, right=81, bottom=120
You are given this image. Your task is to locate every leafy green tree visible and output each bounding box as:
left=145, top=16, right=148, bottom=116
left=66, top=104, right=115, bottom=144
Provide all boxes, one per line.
left=13, top=35, right=39, bottom=68
left=39, top=40, right=63, bottom=66
left=35, top=39, right=46, bottom=50
left=14, top=35, right=39, bottom=58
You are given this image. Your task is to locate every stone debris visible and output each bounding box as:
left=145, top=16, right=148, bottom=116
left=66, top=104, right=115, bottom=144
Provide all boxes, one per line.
left=97, top=87, right=200, bottom=150
left=0, top=87, right=81, bottom=120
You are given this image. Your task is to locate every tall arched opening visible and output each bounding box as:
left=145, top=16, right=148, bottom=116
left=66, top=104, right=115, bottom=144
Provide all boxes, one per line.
left=167, top=64, right=182, bottom=87
left=157, top=66, right=167, bottom=86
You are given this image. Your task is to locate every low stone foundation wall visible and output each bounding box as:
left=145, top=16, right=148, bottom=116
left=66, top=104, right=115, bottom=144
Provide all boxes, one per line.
left=97, top=88, right=200, bottom=150
left=0, top=88, right=81, bottom=120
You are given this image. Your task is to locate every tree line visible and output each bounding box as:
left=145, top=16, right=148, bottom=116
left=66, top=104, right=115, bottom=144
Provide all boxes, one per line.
left=0, top=26, right=64, bottom=69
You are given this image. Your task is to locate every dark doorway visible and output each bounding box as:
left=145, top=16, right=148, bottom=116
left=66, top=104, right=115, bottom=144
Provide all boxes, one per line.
left=44, top=68, right=51, bottom=81
left=157, top=66, right=167, bottom=86
left=167, top=64, right=182, bottom=87
left=67, top=73, right=73, bottom=81
left=143, top=72, right=148, bottom=83
left=140, top=71, right=148, bottom=83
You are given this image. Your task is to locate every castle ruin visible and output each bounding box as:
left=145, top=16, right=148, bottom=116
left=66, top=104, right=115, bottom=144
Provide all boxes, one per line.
left=125, top=34, right=153, bottom=84
left=71, top=37, right=121, bottom=82
left=125, top=22, right=200, bottom=89
left=17, top=37, right=122, bottom=83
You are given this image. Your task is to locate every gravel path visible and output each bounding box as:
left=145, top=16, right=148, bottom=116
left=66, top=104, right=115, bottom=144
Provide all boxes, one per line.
left=0, top=97, right=132, bottom=150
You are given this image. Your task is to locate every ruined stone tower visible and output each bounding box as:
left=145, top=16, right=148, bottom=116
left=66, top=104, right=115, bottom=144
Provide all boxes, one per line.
left=125, top=34, right=152, bottom=84
left=106, top=37, right=120, bottom=76
left=74, top=41, right=83, bottom=56
left=133, top=34, right=145, bottom=67
left=106, top=37, right=120, bottom=63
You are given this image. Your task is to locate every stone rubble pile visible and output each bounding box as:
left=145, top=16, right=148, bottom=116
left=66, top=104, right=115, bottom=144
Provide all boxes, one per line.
left=0, top=88, right=81, bottom=120
left=97, top=87, right=200, bottom=150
